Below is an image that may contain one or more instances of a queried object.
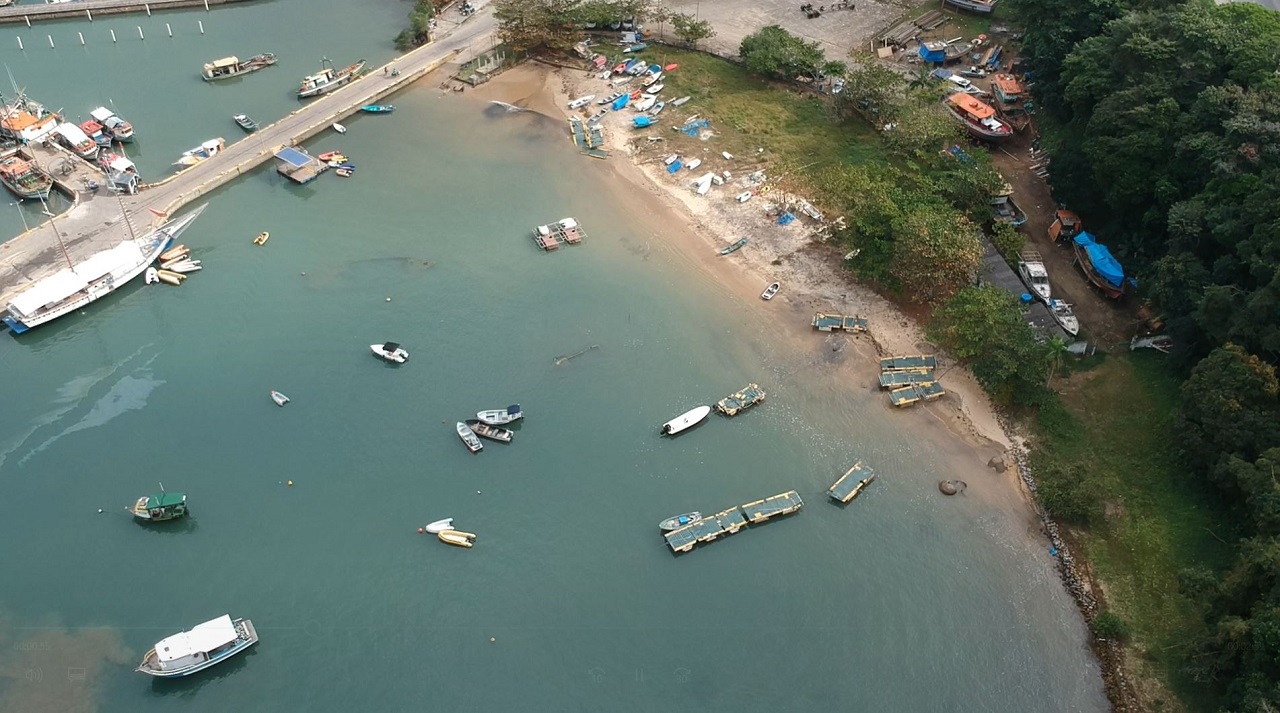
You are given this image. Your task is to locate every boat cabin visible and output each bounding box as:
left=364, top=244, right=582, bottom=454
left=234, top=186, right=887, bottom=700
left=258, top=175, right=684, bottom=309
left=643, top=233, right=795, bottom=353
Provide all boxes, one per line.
left=1, top=109, right=59, bottom=143
left=151, top=616, right=239, bottom=671
left=134, top=492, right=187, bottom=521
left=202, top=56, right=242, bottom=80
left=1048, top=210, right=1083, bottom=243
left=991, top=74, right=1023, bottom=104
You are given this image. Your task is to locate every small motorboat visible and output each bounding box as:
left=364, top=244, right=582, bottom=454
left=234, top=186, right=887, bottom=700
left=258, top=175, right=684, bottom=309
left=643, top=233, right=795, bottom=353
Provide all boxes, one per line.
left=336, top=168, right=353, bottom=178
left=253, top=231, right=269, bottom=245
left=660, top=405, right=711, bottom=435
left=317, top=151, right=346, bottom=162
left=270, top=390, right=289, bottom=407
left=465, top=419, right=513, bottom=443
left=659, top=512, right=701, bottom=531
left=332, top=123, right=347, bottom=134
left=144, top=267, right=159, bottom=284
left=424, top=518, right=454, bottom=534
left=685, top=158, right=702, bottom=171
left=438, top=530, right=476, bottom=548
left=371, top=342, right=409, bottom=363
left=456, top=422, right=483, bottom=453
left=736, top=191, right=752, bottom=203
left=567, top=95, right=595, bottom=110
left=476, top=405, right=522, bottom=426
left=233, top=113, right=258, bottom=132
left=360, top=104, right=394, bottom=113
left=761, top=282, right=781, bottom=300
left=167, top=260, right=203, bottom=274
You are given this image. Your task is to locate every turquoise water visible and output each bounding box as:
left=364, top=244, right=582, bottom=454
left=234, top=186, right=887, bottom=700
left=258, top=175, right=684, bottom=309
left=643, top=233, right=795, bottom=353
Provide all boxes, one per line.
left=0, top=4, right=1107, bottom=711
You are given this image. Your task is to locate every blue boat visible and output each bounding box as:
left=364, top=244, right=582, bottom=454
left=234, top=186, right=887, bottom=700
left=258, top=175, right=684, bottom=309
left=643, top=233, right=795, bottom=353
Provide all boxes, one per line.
left=337, top=162, right=355, bottom=171
left=633, top=116, right=652, bottom=128
left=623, top=43, right=648, bottom=53
left=612, top=94, right=630, bottom=111
left=360, top=104, right=394, bottom=113
left=667, top=160, right=682, bottom=173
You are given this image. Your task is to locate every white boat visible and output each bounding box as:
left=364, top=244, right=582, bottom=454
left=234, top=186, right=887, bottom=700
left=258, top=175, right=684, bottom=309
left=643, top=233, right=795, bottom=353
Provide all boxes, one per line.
left=456, top=422, right=483, bottom=453
left=736, top=191, right=752, bottom=203
left=332, top=123, right=347, bottom=134
left=2, top=204, right=207, bottom=334
left=685, top=158, right=702, bottom=171
left=671, top=96, right=691, bottom=106
left=642, top=72, right=662, bottom=87
left=722, top=152, right=733, bottom=160
left=567, top=95, right=595, bottom=109
left=649, top=101, right=666, bottom=116
left=297, top=59, right=367, bottom=98
left=424, top=518, right=454, bottom=534
left=477, top=405, right=523, bottom=426
left=648, top=83, right=664, bottom=94
left=1017, top=251, right=1052, bottom=303
left=660, top=405, right=711, bottom=435
left=144, top=267, right=158, bottom=285
left=174, top=138, right=225, bottom=167
left=663, top=154, right=679, bottom=166
left=693, top=173, right=715, bottom=196
left=270, top=390, right=289, bottom=406
left=89, top=106, right=135, bottom=142
left=1048, top=299, right=1079, bottom=336
left=136, top=615, right=258, bottom=678
left=634, top=94, right=657, bottom=112
left=761, top=282, right=780, bottom=300
left=371, top=342, right=409, bottom=363
left=167, top=260, right=202, bottom=274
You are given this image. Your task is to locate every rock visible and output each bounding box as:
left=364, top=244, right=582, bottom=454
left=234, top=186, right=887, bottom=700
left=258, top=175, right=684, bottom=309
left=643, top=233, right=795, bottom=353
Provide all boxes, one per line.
left=988, top=454, right=1008, bottom=473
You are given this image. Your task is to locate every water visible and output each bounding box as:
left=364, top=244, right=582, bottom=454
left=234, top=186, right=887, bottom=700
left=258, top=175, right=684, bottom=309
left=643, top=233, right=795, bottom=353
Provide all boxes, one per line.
left=0, top=4, right=1108, bottom=711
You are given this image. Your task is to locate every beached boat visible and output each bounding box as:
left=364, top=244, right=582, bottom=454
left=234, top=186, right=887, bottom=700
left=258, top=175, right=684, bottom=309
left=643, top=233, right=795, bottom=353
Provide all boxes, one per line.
left=660, top=405, right=711, bottom=435
left=761, top=282, right=780, bottom=300
left=944, top=0, right=996, bottom=13
left=2, top=205, right=206, bottom=334
left=1072, top=232, right=1128, bottom=299
left=201, top=53, right=277, bottom=81
left=477, top=405, right=523, bottom=426
left=990, top=192, right=1027, bottom=226
left=360, top=104, right=394, bottom=113
left=89, top=107, right=134, bottom=142
left=718, top=237, right=748, bottom=255
left=131, top=489, right=187, bottom=521
left=136, top=615, right=258, bottom=678
left=456, top=422, right=483, bottom=453
left=270, top=390, right=289, bottom=406
left=438, top=529, right=477, bottom=547
left=716, top=383, right=765, bottom=416
left=465, top=419, right=514, bottom=443
left=233, top=114, right=258, bottom=132
left=80, top=119, right=113, bottom=148
left=685, top=158, right=702, bottom=171
left=648, top=83, right=664, bottom=94
left=1017, top=251, right=1052, bottom=303
left=174, top=138, right=225, bottom=167
left=943, top=94, right=1011, bottom=143
left=1047, top=299, right=1079, bottom=336
left=659, top=512, right=702, bottom=531
left=642, top=72, right=662, bottom=87
left=671, top=96, right=691, bottom=106
left=736, top=191, right=751, bottom=203
left=694, top=173, right=715, bottom=196
left=634, top=94, right=657, bottom=112
left=567, top=95, right=595, bottom=110
left=53, top=122, right=99, bottom=159
left=649, top=100, right=666, bottom=116
left=0, top=156, right=53, bottom=200
left=297, top=58, right=367, bottom=98
left=599, top=91, right=624, bottom=106
left=370, top=342, right=409, bottom=363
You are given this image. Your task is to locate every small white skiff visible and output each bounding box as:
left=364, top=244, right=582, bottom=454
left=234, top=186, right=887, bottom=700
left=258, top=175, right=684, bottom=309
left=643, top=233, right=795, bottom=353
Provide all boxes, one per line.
left=332, top=123, right=347, bottom=134
left=425, top=518, right=454, bottom=534
left=761, top=282, right=781, bottom=300
left=270, top=390, right=289, bottom=406
left=660, top=405, right=711, bottom=435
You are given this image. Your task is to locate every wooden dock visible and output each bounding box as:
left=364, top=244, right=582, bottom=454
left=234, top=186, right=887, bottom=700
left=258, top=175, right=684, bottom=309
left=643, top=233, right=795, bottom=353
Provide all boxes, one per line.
left=811, top=312, right=868, bottom=333
left=740, top=490, right=804, bottom=524
left=888, top=381, right=946, bottom=407
left=0, top=0, right=255, bottom=24
left=878, top=369, right=935, bottom=389
left=663, top=490, right=803, bottom=553
left=272, top=146, right=328, bottom=185
left=827, top=463, right=876, bottom=503
left=532, top=217, right=585, bottom=251
left=880, top=355, right=937, bottom=371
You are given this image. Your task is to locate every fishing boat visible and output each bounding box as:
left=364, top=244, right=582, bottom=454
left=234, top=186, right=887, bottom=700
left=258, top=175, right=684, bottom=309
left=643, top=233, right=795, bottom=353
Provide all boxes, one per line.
left=1048, top=209, right=1083, bottom=243
left=370, top=342, right=409, bottom=363
left=1017, top=251, right=1052, bottom=303
left=174, top=138, right=225, bottom=167
left=715, top=383, right=765, bottom=416
left=131, top=489, right=187, bottom=521
left=718, top=237, right=748, bottom=255
left=360, top=104, right=394, bottom=113
left=456, top=422, right=483, bottom=453
left=52, top=122, right=99, bottom=159
left=136, top=615, right=258, bottom=678
left=297, top=58, right=367, bottom=98
left=201, top=53, right=277, bottom=81
left=424, top=518, right=453, bottom=534
left=990, top=191, right=1027, bottom=226
left=233, top=114, right=258, bottom=132
left=660, top=405, right=711, bottom=435
left=1072, top=232, right=1129, bottom=299
left=332, top=123, right=347, bottom=134
left=0, top=156, right=53, bottom=200
left=567, top=95, right=595, bottom=110
left=89, top=107, right=134, bottom=142
left=465, top=419, right=513, bottom=443
left=270, top=390, right=289, bottom=406
left=659, top=512, right=702, bottom=531
left=1047, top=298, right=1079, bottom=336
left=761, top=282, right=781, bottom=300
left=438, top=529, right=476, bottom=547
left=79, top=119, right=113, bottom=148
left=477, top=405, right=523, bottom=426
left=943, top=93, right=1011, bottom=143
left=2, top=204, right=207, bottom=334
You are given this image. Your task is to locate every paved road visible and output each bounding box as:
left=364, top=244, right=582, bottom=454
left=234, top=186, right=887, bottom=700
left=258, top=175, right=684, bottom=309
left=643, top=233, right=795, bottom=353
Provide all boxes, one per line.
left=0, top=6, right=495, bottom=307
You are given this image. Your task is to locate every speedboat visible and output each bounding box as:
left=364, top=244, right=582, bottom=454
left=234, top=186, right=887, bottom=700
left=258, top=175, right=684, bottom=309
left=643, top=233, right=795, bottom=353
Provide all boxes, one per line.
left=332, top=123, right=347, bottom=134
left=659, top=512, right=702, bottom=531
left=131, top=490, right=187, bottom=521
left=476, top=405, right=522, bottom=426
left=270, top=390, right=289, bottom=406
left=371, top=342, right=408, bottom=363
left=660, top=405, right=711, bottom=435
left=456, top=422, right=483, bottom=453
left=136, top=615, right=258, bottom=677
left=465, top=419, right=513, bottom=443
left=761, top=282, right=781, bottom=300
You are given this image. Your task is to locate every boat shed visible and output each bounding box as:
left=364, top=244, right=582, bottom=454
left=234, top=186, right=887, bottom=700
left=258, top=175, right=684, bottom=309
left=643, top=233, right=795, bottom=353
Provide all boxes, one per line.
left=273, top=146, right=327, bottom=184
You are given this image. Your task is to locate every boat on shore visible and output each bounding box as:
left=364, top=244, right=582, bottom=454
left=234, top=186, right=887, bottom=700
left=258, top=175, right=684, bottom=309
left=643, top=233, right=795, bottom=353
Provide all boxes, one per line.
left=456, top=422, right=483, bottom=453
left=477, top=405, right=523, bottom=426
left=136, top=615, right=258, bottom=678
left=761, top=282, right=780, bottom=300
left=201, top=53, right=277, bottom=81
left=371, top=342, right=409, bottom=363
left=174, top=138, right=225, bottom=167
left=233, top=114, right=258, bottom=132
left=567, top=95, right=595, bottom=109
left=660, top=405, right=711, bottom=435
left=943, top=93, right=1011, bottom=143
left=297, top=58, right=366, bottom=98
left=131, top=488, right=187, bottom=521
left=465, top=419, right=513, bottom=443
left=659, top=512, right=702, bottom=531
left=1047, top=298, right=1079, bottom=336
left=1017, top=251, right=1052, bottom=303
left=1072, top=232, right=1129, bottom=299
left=270, top=390, right=289, bottom=406
left=2, top=204, right=207, bottom=334
left=0, top=156, right=53, bottom=200
left=718, top=237, right=748, bottom=255
left=89, top=106, right=134, bottom=142
left=943, top=0, right=996, bottom=13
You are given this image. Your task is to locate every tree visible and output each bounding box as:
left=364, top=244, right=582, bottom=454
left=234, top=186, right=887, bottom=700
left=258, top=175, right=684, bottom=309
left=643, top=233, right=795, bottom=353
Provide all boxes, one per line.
left=738, top=25, right=829, bottom=81
left=494, top=0, right=586, bottom=53
left=889, top=205, right=982, bottom=303
left=669, top=12, right=714, bottom=47
left=394, top=0, right=436, bottom=51
left=836, top=59, right=907, bottom=123
left=927, top=286, right=1053, bottom=405
left=880, top=97, right=962, bottom=159
left=1178, top=344, right=1280, bottom=490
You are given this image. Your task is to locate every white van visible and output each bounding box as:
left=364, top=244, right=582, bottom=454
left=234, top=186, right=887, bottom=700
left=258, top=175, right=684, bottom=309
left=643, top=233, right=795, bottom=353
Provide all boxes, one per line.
left=946, top=75, right=973, bottom=90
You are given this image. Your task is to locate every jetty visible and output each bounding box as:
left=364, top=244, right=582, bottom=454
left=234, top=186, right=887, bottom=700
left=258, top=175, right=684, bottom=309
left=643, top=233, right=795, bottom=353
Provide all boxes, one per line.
left=0, top=8, right=497, bottom=318
left=879, top=355, right=937, bottom=371
left=663, top=490, right=802, bottom=553
left=0, top=0, right=255, bottom=24
left=811, top=312, right=868, bottom=333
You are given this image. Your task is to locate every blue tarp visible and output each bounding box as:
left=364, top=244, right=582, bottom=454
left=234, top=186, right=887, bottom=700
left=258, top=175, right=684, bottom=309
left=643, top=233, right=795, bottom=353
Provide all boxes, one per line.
left=1073, top=232, right=1124, bottom=288
left=612, top=94, right=630, bottom=110
left=681, top=119, right=709, bottom=136
left=667, top=160, right=683, bottom=173
left=777, top=212, right=795, bottom=226
left=930, top=68, right=952, bottom=81
left=633, top=116, right=652, bottom=128
left=985, top=46, right=1002, bottom=70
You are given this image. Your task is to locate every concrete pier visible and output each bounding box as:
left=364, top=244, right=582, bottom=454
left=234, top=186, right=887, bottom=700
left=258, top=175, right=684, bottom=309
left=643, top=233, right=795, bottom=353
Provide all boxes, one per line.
left=0, top=8, right=495, bottom=314
left=0, top=0, right=254, bottom=25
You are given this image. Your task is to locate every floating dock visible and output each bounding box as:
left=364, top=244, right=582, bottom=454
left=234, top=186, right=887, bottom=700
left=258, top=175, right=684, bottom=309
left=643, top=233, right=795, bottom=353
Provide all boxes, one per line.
left=663, top=491, right=802, bottom=553
left=533, top=217, right=586, bottom=251
left=569, top=116, right=609, bottom=159
left=878, top=369, right=936, bottom=389
left=888, top=381, right=946, bottom=407
left=880, top=354, right=937, bottom=371
left=715, top=383, right=765, bottom=416
left=273, top=146, right=328, bottom=185
left=812, top=312, right=868, bottom=333
left=827, top=463, right=876, bottom=503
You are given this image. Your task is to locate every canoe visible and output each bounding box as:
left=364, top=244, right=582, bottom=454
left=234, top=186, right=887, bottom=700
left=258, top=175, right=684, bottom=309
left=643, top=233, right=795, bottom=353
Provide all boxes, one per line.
left=465, top=419, right=513, bottom=443
left=360, top=104, right=394, bottom=113
left=761, top=282, right=780, bottom=300
left=659, top=511, right=701, bottom=531
left=719, top=237, right=748, bottom=255
left=424, top=518, right=453, bottom=534
left=270, top=390, right=289, bottom=407
left=664, top=63, right=679, bottom=71
left=660, top=405, right=711, bottom=435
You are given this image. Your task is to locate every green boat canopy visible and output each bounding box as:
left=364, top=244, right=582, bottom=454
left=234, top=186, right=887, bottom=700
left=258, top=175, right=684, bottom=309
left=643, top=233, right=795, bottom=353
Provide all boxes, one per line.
left=146, top=493, right=186, bottom=509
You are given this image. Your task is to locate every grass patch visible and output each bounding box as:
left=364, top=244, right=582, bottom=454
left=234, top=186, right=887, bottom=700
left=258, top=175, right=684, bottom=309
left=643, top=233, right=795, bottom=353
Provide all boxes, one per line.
left=1036, top=353, right=1236, bottom=708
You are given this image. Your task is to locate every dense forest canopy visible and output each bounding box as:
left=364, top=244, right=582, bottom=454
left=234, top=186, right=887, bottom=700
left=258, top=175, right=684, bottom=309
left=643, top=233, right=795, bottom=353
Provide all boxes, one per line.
left=1010, top=0, right=1280, bottom=708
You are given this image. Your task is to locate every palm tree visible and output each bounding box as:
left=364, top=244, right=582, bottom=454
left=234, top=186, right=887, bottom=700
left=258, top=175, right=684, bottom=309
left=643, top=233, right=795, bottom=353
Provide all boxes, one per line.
left=1044, top=336, right=1071, bottom=387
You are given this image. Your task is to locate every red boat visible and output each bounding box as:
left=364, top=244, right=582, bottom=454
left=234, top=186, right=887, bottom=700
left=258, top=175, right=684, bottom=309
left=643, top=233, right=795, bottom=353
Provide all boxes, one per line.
left=944, top=93, right=1013, bottom=143
left=79, top=119, right=113, bottom=148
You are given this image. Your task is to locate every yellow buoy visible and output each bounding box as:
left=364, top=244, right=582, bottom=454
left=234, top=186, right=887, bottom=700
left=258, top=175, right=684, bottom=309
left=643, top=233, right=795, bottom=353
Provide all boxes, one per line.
left=287, top=480, right=294, bottom=486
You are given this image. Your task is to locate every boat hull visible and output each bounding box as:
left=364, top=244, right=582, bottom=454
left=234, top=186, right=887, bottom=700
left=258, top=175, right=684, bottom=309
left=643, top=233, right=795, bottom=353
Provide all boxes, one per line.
left=660, top=405, right=711, bottom=435
left=137, top=619, right=258, bottom=678
left=944, top=104, right=1012, bottom=143
left=1072, top=241, right=1125, bottom=299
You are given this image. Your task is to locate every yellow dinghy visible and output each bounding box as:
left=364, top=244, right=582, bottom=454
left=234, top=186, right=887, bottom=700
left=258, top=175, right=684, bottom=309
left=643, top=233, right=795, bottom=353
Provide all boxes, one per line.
left=253, top=231, right=269, bottom=245
left=156, top=269, right=185, bottom=286
left=437, top=530, right=477, bottom=548
left=159, top=244, right=189, bottom=262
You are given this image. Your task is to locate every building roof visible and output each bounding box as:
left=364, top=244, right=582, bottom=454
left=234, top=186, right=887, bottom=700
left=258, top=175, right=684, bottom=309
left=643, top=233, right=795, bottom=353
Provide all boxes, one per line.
left=155, top=615, right=237, bottom=662
left=274, top=146, right=313, bottom=168
left=947, top=93, right=996, bottom=119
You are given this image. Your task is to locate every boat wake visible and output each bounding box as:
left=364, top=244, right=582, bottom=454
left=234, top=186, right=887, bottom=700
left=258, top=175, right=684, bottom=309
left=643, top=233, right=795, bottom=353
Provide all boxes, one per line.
left=554, top=344, right=599, bottom=365
left=488, top=100, right=529, bottom=113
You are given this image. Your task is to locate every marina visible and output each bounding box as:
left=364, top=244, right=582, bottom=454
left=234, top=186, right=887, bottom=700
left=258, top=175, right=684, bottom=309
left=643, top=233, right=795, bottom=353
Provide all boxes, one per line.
left=663, top=490, right=802, bottom=553
left=811, top=312, right=868, bottom=332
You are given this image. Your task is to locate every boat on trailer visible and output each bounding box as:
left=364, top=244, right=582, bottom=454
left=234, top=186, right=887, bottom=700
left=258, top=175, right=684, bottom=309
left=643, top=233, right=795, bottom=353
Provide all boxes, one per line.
left=136, top=615, right=258, bottom=678
left=660, top=405, right=711, bottom=435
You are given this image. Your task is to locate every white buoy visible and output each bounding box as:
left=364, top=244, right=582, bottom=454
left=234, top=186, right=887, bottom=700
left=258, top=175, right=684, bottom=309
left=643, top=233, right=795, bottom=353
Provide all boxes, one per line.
left=166, top=23, right=171, bottom=37
left=47, top=35, right=54, bottom=48
left=78, top=32, right=84, bottom=45
left=138, top=26, right=144, bottom=40
left=16, top=37, right=23, bottom=51
left=110, top=29, right=117, bottom=42
left=198, top=20, right=204, bottom=34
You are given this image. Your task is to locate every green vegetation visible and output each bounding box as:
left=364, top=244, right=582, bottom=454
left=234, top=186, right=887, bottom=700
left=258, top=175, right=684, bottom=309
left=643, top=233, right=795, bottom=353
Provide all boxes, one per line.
left=669, top=12, right=714, bottom=48
left=493, top=0, right=664, bottom=52
left=737, top=25, right=846, bottom=81
left=394, top=0, right=437, bottom=51
left=927, top=286, right=1053, bottom=405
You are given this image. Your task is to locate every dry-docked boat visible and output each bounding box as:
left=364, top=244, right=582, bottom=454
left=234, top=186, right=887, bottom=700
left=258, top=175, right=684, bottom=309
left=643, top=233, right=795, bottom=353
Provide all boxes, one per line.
left=760, top=282, right=781, bottom=300
left=943, top=93, right=1011, bottom=143
left=136, top=615, right=258, bottom=678
left=465, top=419, right=513, bottom=443
left=89, top=106, right=134, bottom=142
left=660, top=405, right=711, bottom=435
left=201, top=53, right=277, bottom=81
left=1047, top=299, right=1079, bottom=336
left=477, top=405, right=523, bottom=426
left=1072, top=232, right=1129, bottom=300
left=456, top=422, right=483, bottom=453
left=1017, top=251, right=1052, bottom=304
left=297, top=58, right=366, bottom=98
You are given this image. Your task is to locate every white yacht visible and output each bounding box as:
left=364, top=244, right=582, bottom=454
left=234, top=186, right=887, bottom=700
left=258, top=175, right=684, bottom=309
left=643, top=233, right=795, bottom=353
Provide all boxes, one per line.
left=136, top=615, right=258, bottom=678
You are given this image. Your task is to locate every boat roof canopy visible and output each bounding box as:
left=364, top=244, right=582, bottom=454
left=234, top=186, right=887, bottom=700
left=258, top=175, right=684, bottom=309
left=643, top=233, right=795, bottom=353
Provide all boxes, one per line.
left=89, top=107, right=115, bottom=122
left=155, top=615, right=237, bottom=662
left=947, top=93, right=996, bottom=118
left=208, top=56, right=239, bottom=68
left=384, top=342, right=400, bottom=351
left=8, top=270, right=89, bottom=316
left=146, top=493, right=186, bottom=509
